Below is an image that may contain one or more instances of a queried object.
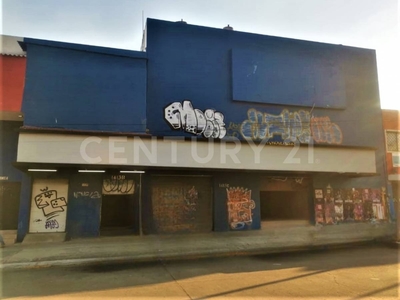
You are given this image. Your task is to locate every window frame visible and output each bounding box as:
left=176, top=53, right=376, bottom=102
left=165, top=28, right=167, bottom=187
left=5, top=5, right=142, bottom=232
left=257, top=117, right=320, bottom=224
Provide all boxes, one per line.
left=385, top=130, right=400, bottom=153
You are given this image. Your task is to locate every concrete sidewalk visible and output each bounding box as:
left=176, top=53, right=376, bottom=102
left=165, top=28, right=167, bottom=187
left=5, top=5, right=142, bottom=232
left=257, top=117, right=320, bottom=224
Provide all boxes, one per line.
left=0, top=223, right=396, bottom=270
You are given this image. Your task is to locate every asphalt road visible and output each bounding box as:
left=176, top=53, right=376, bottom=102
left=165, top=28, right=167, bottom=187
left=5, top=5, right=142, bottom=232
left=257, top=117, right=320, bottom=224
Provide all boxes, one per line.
left=1, top=244, right=399, bottom=299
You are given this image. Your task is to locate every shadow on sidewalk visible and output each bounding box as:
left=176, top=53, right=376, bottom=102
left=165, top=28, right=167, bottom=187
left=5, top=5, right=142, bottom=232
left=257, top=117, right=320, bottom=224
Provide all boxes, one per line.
left=2, top=243, right=399, bottom=299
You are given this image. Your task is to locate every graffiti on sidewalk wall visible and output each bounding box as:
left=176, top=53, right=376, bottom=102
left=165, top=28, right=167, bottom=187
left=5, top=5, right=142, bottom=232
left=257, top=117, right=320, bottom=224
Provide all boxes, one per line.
left=34, top=187, right=67, bottom=219
left=29, top=179, right=69, bottom=233
left=164, top=100, right=226, bottom=139
left=102, top=178, right=135, bottom=195
left=226, top=187, right=256, bottom=230
left=314, top=187, right=386, bottom=225
left=73, top=191, right=101, bottom=199
left=184, top=186, right=198, bottom=212
left=310, top=116, right=343, bottom=144
left=152, top=184, right=208, bottom=233
left=240, top=108, right=342, bottom=144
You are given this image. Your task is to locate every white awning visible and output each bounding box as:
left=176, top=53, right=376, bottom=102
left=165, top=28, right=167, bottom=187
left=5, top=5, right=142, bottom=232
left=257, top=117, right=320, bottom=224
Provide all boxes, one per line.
left=17, top=132, right=377, bottom=174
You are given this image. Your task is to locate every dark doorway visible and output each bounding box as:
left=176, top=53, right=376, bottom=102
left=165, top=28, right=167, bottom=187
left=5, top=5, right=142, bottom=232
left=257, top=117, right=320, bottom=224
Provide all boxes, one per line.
left=100, top=194, right=135, bottom=236
left=260, top=191, right=310, bottom=221
left=0, top=182, right=21, bottom=230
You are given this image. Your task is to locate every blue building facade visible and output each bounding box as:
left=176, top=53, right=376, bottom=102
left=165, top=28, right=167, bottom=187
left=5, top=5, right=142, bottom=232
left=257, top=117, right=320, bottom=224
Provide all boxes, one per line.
left=14, top=19, right=392, bottom=242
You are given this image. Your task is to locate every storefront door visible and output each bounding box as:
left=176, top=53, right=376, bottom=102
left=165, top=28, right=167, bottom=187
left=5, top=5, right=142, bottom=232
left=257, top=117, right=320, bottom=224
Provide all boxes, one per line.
left=101, top=175, right=136, bottom=235
left=29, top=178, right=69, bottom=233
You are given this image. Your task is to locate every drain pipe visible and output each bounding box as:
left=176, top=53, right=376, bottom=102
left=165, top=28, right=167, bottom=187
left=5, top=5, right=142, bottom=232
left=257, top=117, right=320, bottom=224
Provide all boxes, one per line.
left=139, top=173, right=143, bottom=236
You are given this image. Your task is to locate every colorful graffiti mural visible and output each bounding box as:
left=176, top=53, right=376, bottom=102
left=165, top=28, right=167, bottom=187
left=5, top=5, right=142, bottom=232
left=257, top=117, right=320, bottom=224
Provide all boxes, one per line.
left=226, top=187, right=256, bottom=229
left=334, top=190, right=344, bottom=223
left=151, top=179, right=212, bottom=233
left=240, top=108, right=342, bottom=144
left=314, top=187, right=387, bottom=225
left=164, top=100, right=226, bottom=138
left=311, top=116, right=343, bottom=144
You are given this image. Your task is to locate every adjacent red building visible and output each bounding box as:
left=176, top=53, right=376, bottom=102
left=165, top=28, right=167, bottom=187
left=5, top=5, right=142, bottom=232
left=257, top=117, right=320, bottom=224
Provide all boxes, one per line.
left=382, top=109, right=400, bottom=218
left=0, top=35, right=26, bottom=244
left=0, top=35, right=26, bottom=113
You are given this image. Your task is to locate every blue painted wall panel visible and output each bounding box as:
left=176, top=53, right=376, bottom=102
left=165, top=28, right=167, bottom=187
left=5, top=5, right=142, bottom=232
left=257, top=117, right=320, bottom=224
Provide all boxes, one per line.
left=232, top=49, right=346, bottom=108
left=16, top=175, right=31, bottom=242
left=146, top=19, right=382, bottom=149
left=0, top=122, right=24, bottom=181
left=67, top=174, right=102, bottom=238
left=22, top=44, right=147, bottom=133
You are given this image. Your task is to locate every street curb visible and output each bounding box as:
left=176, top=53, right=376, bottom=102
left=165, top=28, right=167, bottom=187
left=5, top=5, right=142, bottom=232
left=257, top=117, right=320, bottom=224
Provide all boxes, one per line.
left=0, top=240, right=383, bottom=270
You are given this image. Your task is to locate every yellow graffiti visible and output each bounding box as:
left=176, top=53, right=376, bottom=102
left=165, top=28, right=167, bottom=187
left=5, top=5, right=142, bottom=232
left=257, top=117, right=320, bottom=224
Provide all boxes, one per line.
left=226, top=122, right=242, bottom=138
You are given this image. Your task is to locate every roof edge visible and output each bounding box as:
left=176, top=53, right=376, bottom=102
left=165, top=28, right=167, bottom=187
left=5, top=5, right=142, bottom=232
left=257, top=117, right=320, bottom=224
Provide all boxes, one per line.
left=19, top=126, right=151, bottom=137
left=22, top=38, right=147, bottom=59
left=146, top=18, right=377, bottom=53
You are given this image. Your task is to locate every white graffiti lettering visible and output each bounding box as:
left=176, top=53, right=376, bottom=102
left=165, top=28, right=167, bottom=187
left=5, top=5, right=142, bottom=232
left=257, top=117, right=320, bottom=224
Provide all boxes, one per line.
left=164, top=100, right=226, bottom=139
left=102, top=179, right=135, bottom=195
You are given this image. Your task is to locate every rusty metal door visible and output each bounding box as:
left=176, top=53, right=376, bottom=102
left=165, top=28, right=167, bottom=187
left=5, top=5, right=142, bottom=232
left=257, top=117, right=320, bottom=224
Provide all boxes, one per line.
left=151, top=175, right=212, bottom=234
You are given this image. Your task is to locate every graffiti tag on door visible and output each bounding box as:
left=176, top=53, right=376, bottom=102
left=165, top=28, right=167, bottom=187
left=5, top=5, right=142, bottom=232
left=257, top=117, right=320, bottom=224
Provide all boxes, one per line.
left=164, top=100, right=226, bottom=138
left=184, top=186, right=198, bottom=212
left=226, top=187, right=256, bottom=230
left=34, top=187, right=67, bottom=229
left=102, top=179, right=135, bottom=195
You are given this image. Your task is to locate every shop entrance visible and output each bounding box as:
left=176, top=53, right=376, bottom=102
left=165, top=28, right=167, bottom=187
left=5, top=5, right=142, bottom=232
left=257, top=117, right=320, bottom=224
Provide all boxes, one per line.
left=100, top=194, right=135, bottom=234
left=259, top=177, right=312, bottom=224
left=260, top=191, right=310, bottom=221
left=0, top=182, right=20, bottom=230
left=100, top=176, right=136, bottom=236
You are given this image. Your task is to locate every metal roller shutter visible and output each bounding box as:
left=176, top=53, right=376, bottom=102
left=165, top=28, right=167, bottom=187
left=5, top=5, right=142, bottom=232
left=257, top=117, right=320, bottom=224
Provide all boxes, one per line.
left=151, top=175, right=212, bottom=234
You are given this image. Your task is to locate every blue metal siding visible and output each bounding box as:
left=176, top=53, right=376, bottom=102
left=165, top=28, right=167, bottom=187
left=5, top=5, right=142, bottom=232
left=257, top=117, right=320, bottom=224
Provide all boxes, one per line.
left=0, top=122, right=24, bottom=182
left=232, top=49, right=346, bottom=108
left=16, top=175, right=31, bottom=242
left=67, top=174, right=102, bottom=238
left=22, top=44, right=147, bottom=132
left=146, top=19, right=383, bottom=148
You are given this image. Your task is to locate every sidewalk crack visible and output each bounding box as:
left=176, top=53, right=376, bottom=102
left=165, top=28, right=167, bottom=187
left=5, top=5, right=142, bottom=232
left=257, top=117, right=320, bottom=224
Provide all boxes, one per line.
left=158, top=259, right=193, bottom=300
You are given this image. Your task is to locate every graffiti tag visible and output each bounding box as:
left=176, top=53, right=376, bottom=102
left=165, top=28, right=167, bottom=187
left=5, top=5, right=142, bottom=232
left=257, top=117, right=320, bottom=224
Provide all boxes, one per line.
left=240, top=108, right=342, bottom=144
left=102, top=179, right=135, bottom=195
left=45, top=219, right=59, bottom=229
left=164, top=100, right=226, bottom=139
left=34, top=187, right=67, bottom=218
left=226, top=187, right=256, bottom=230
left=73, top=191, right=101, bottom=199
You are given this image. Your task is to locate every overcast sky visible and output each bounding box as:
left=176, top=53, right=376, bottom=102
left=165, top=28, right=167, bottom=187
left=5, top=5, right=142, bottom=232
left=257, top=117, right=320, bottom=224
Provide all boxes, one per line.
left=2, top=0, right=399, bottom=109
